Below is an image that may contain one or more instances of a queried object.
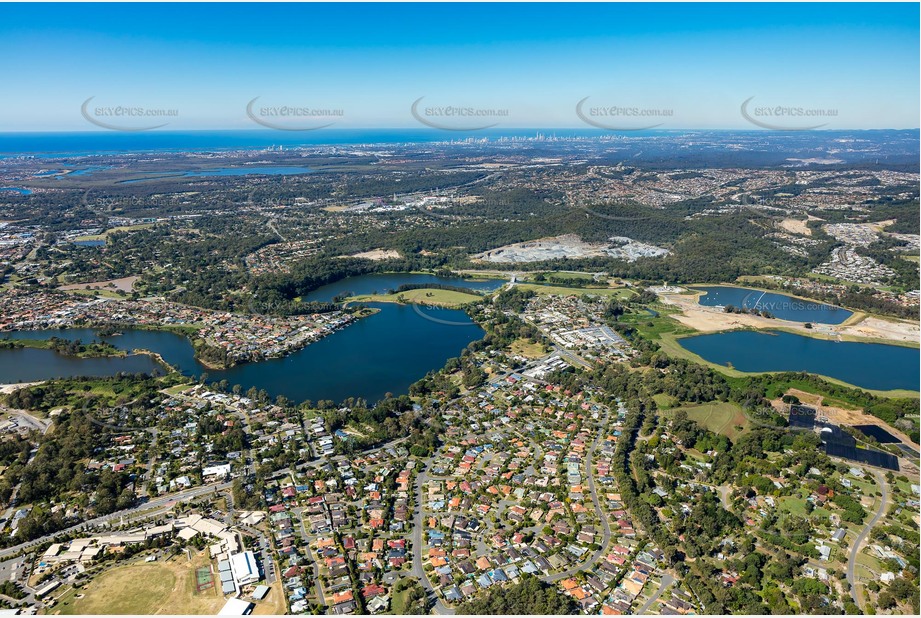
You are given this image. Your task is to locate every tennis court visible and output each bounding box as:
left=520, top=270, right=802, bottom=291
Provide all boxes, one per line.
left=195, top=567, right=214, bottom=592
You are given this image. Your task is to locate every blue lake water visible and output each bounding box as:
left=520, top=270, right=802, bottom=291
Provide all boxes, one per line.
left=0, top=345, right=163, bottom=382
left=0, top=274, right=505, bottom=404
left=0, top=187, right=32, bottom=195
left=693, top=286, right=852, bottom=325
left=72, top=239, right=106, bottom=247
left=679, top=330, right=920, bottom=392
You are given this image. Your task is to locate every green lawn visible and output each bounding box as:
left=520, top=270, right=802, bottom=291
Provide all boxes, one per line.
left=652, top=393, right=678, bottom=409
left=777, top=496, right=810, bottom=517
left=663, top=401, right=750, bottom=439
left=514, top=283, right=636, bottom=299
left=347, top=288, right=482, bottom=308
left=388, top=580, right=414, bottom=614
left=533, top=271, right=598, bottom=281
left=73, top=223, right=154, bottom=241
left=509, top=338, right=550, bottom=359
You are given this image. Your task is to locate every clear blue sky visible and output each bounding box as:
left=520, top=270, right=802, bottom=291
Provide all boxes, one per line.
left=0, top=2, right=917, bottom=131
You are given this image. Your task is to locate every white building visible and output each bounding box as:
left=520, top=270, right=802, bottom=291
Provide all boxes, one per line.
left=203, top=463, right=232, bottom=479
left=229, top=550, right=261, bottom=587
left=218, top=598, right=253, bottom=615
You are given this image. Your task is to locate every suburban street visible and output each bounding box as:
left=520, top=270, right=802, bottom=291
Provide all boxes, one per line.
left=544, top=409, right=613, bottom=582
left=635, top=573, right=675, bottom=615
left=847, top=469, right=888, bottom=609
left=410, top=405, right=614, bottom=611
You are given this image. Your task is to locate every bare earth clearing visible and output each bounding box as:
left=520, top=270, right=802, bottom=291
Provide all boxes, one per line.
left=344, top=248, right=401, bottom=260
left=778, top=218, right=812, bottom=236
left=59, top=275, right=139, bottom=293
left=771, top=388, right=920, bottom=450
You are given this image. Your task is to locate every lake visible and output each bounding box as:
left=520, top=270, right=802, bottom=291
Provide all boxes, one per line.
left=679, top=330, right=920, bottom=392
left=0, top=274, right=505, bottom=404
left=0, top=346, right=163, bottom=382
left=693, top=285, right=852, bottom=324
left=0, top=187, right=32, bottom=195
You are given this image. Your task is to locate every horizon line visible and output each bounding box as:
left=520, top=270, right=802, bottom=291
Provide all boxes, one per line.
left=1, top=127, right=919, bottom=135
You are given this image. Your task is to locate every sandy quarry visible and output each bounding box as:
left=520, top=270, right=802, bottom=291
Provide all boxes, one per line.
left=474, top=234, right=668, bottom=263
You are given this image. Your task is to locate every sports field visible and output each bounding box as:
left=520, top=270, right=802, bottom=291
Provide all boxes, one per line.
left=55, top=552, right=224, bottom=615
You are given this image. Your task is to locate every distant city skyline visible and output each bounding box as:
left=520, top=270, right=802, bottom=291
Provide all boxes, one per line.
left=0, top=2, right=917, bottom=131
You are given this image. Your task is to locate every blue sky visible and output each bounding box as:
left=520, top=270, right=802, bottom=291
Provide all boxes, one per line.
left=0, top=2, right=917, bottom=131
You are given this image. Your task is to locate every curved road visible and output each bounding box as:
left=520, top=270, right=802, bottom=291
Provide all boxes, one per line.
left=412, top=468, right=455, bottom=615
left=0, top=479, right=235, bottom=560
left=0, top=436, right=410, bottom=561
left=544, top=411, right=613, bottom=582
left=411, top=409, right=613, bottom=612
left=635, top=573, right=675, bottom=615
left=847, top=469, right=887, bottom=609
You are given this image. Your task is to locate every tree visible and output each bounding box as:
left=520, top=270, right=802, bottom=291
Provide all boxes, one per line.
left=457, top=575, right=576, bottom=614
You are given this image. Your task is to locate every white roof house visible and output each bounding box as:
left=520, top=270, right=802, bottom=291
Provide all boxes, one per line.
left=203, top=463, right=232, bottom=478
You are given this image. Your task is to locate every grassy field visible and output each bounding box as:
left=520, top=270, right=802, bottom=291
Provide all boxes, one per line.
left=663, top=401, right=750, bottom=440
left=57, top=288, right=126, bottom=299
left=388, top=583, right=410, bottom=614
left=73, top=223, right=154, bottom=242
left=509, top=338, right=549, bottom=359
left=55, top=551, right=224, bottom=615
left=515, top=283, right=635, bottom=299
left=652, top=393, right=678, bottom=409
left=347, top=288, right=482, bottom=308
left=529, top=271, right=597, bottom=281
